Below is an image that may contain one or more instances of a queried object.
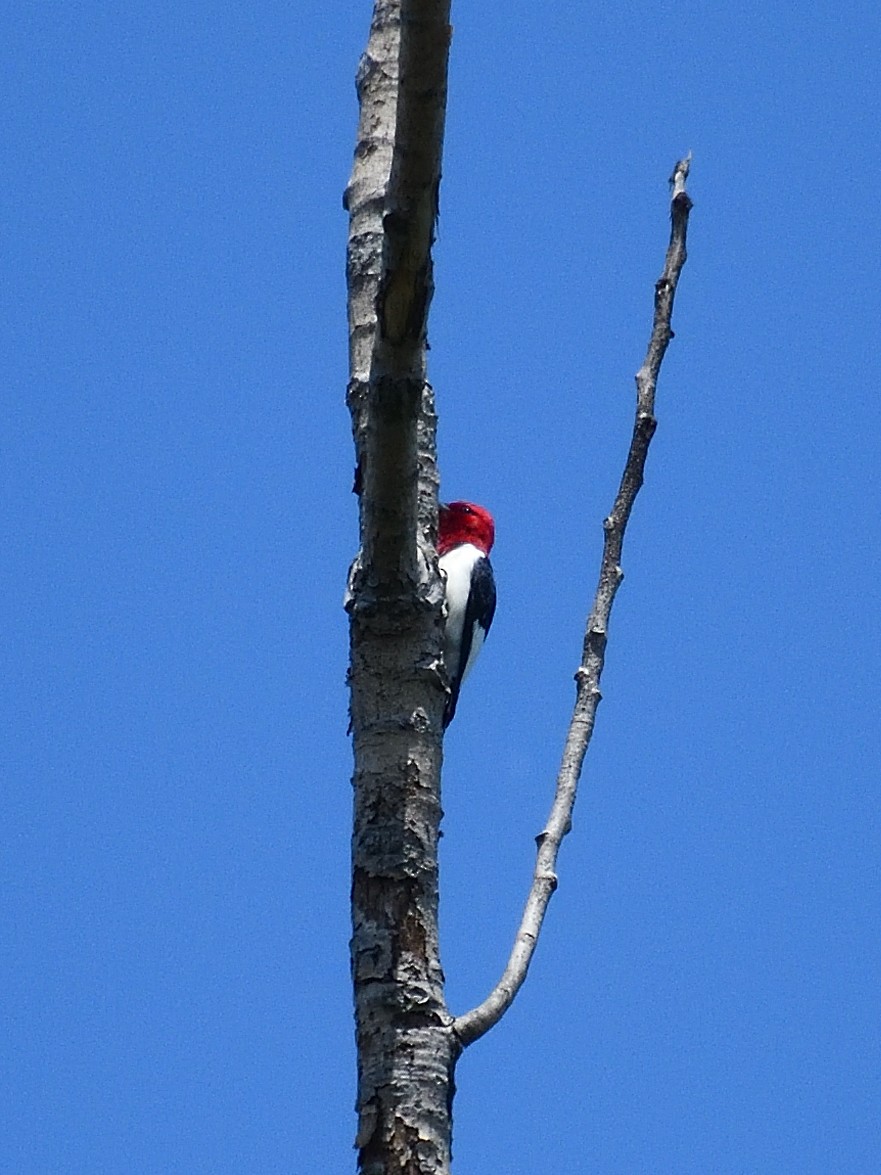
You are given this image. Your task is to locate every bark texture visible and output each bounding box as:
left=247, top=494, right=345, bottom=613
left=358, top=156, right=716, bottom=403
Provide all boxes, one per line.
left=454, top=157, right=694, bottom=1048
left=345, top=2, right=456, bottom=1172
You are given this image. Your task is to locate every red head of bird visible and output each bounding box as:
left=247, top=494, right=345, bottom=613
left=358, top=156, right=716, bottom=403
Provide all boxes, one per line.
left=438, top=501, right=495, bottom=558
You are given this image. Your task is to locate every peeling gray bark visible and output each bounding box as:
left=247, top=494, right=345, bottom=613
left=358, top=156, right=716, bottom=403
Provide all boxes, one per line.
left=344, top=2, right=456, bottom=1173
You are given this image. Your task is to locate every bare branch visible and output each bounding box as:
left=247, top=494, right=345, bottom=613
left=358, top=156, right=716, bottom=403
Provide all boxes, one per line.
left=454, top=155, right=694, bottom=1048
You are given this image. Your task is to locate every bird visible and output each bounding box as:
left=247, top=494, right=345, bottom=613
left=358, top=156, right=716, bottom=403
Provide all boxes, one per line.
left=437, top=500, right=496, bottom=727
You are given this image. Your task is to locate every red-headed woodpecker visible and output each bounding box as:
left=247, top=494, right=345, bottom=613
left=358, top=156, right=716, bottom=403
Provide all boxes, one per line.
left=438, top=500, right=496, bottom=727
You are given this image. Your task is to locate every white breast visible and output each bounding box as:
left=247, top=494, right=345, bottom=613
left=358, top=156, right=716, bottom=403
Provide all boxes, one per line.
left=439, top=542, right=483, bottom=680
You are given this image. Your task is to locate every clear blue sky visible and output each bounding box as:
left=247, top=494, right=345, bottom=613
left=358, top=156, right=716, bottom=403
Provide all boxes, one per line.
left=5, top=3, right=881, bottom=1172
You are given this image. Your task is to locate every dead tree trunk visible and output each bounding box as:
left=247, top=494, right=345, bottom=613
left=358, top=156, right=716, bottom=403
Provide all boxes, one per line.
left=344, top=2, right=457, bottom=1172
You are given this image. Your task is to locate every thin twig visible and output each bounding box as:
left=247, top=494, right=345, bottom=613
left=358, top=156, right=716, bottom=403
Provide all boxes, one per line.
left=454, top=155, right=693, bottom=1047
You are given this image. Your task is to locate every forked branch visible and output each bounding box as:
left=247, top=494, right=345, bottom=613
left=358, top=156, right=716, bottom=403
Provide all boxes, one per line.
left=454, top=155, right=693, bottom=1047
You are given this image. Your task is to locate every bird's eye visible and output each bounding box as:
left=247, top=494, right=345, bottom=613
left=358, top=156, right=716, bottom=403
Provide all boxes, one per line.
left=461, top=505, right=473, bottom=515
